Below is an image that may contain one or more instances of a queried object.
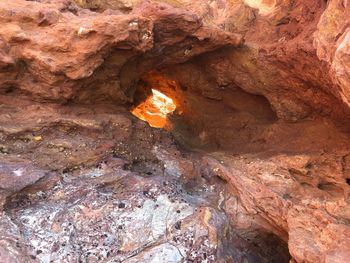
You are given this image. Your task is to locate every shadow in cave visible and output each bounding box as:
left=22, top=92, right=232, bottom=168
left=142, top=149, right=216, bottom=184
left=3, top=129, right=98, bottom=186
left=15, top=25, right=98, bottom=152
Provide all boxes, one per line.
left=226, top=230, right=292, bottom=263
left=130, top=70, right=350, bottom=157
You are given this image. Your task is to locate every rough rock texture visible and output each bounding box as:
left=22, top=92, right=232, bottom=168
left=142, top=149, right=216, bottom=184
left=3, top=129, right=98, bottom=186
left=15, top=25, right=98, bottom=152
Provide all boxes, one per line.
left=314, top=0, right=350, bottom=108
left=1, top=0, right=350, bottom=263
left=0, top=0, right=242, bottom=102
left=72, top=0, right=350, bottom=121
left=0, top=95, right=291, bottom=263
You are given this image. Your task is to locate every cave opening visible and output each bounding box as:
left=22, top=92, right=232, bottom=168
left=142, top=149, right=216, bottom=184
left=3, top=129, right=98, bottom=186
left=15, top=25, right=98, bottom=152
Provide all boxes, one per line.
left=131, top=89, right=177, bottom=129
left=130, top=70, right=280, bottom=152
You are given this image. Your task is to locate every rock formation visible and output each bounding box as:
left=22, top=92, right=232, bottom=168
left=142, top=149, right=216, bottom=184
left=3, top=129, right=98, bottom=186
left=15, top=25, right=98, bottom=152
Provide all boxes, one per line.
left=0, top=0, right=349, bottom=262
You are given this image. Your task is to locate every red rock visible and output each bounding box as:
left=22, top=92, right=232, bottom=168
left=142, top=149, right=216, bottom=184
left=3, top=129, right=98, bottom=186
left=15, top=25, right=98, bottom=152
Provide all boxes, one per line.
left=0, top=1, right=350, bottom=263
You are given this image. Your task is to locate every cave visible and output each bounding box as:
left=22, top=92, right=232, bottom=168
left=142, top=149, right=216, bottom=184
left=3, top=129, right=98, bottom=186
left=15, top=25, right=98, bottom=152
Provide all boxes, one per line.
left=130, top=70, right=279, bottom=151
left=0, top=0, right=350, bottom=263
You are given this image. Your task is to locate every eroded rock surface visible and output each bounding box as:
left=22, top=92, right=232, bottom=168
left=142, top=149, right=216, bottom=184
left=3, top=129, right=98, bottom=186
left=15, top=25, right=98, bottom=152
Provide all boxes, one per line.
left=0, top=0, right=242, bottom=102
left=0, top=95, right=291, bottom=263
left=1, top=1, right=350, bottom=263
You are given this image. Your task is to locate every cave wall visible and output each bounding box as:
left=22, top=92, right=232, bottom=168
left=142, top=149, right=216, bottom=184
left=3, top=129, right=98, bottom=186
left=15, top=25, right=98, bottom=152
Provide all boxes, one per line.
left=1, top=1, right=350, bottom=263
left=2, top=0, right=350, bottom=123
left=70, top=0, right=350, bottom=123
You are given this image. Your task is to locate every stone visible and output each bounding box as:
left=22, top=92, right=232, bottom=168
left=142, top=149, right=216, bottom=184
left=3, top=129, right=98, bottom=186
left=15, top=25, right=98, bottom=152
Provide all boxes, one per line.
left=0, top=1, right=350, bottom=263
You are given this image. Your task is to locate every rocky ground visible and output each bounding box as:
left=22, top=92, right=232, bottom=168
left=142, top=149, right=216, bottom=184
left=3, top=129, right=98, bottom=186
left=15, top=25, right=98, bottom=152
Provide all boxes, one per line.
left=0, top=95, right=291, bottom=263
left=1, top=0, right=350, bottom=263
